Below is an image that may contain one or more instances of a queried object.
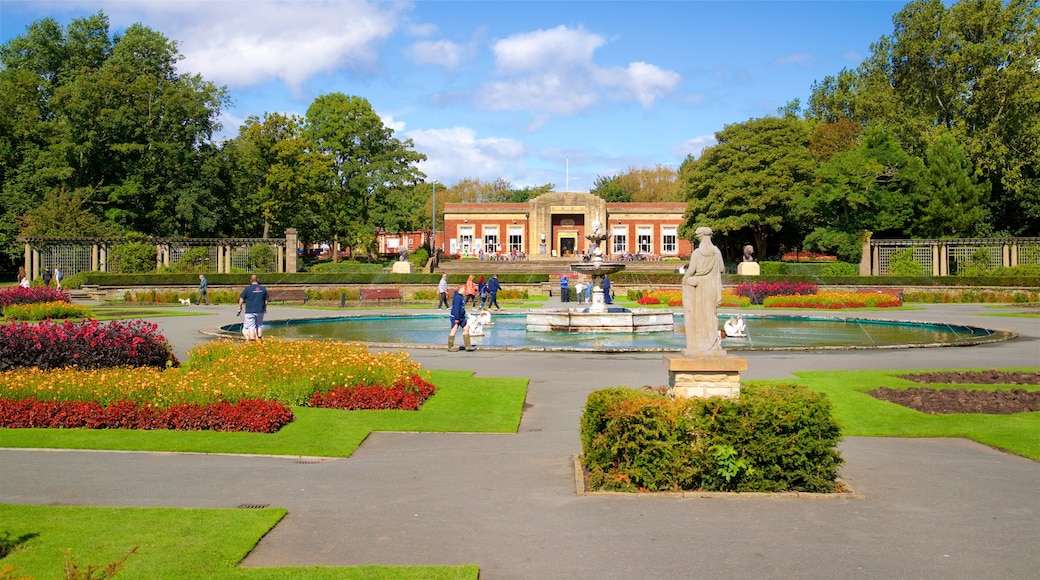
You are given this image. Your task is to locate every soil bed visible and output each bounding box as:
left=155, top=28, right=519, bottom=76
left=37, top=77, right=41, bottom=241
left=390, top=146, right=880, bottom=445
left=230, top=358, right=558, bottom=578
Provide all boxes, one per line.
left=868, top=370, right=1040, bottom=414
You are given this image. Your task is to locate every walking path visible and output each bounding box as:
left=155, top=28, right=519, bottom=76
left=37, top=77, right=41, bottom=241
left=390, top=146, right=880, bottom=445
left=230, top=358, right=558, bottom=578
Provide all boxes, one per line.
left=2, top=303, right=1038, bottom=578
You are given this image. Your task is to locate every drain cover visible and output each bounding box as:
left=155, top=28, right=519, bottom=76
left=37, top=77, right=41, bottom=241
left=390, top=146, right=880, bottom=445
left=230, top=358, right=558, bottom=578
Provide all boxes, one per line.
left=237, top=503, right=270, bottom=509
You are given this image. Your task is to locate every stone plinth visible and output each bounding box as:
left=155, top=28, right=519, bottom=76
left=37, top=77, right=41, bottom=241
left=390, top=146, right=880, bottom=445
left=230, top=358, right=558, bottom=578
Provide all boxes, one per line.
left=664, top=354, right=747, bottom=399
left=736, top=262, right=760, bottom=276
left=391, top=261, right=413, bottom=274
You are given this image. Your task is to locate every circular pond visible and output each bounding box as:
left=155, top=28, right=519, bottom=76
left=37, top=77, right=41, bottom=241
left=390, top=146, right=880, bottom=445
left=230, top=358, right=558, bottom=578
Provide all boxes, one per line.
left=222, top=313, right=1010, bottom=352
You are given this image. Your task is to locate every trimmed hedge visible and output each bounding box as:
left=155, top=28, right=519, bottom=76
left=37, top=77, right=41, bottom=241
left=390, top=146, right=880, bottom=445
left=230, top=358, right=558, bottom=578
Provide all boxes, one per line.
left=70, top=272, right=551, bottom=287
left=580, top=384, right=844, bottom=493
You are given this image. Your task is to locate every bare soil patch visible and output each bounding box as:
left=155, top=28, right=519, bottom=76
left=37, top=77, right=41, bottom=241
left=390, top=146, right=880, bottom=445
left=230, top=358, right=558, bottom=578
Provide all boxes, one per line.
left=867, top=370, right=1040, bottom=414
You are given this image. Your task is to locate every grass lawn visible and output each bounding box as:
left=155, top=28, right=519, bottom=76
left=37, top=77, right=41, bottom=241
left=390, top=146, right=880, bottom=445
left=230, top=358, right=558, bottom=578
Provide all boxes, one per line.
left=759, top=366, right=1040, bottom=460
left=0, top=504, right=477, bottom=579
left=0, top=370, right=527, bottom=457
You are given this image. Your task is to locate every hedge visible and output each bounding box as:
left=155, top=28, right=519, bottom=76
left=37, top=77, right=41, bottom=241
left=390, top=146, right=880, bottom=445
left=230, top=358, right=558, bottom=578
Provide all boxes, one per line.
left=67, top=272, right=551, bottom=288
left=580, top=384, right=844, bottom=493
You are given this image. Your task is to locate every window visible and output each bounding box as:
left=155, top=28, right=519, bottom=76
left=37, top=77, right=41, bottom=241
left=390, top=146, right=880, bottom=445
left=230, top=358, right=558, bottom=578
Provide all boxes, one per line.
left=458, top=226, right=474, bottom=255
left=508, top=227, right=523, bottom=254
left=637, top=226, right=652, bottom=254
left=483, top=226, right=499, bottom=255
left=662, top=226, right=677, bottom=255
left=612, top=226, right=627, bottom=255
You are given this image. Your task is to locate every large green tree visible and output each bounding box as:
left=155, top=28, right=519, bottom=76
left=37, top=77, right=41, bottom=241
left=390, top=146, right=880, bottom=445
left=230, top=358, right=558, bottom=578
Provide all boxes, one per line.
left=916, top=131, right=990, bottom=238
left=679, top=115, right=815, bottom=259
left=305, top=93, right=426, bottom=255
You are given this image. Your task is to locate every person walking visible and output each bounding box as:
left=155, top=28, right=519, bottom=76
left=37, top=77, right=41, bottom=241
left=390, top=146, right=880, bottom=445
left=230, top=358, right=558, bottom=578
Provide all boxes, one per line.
left=464, top=274, right=477, bottom=307
left=54, top=264, right=64, bottom=289
left=237, top=274, right=269, bottom=340
left=17, top=266, right=29, bottom=288
left=436, top=273, right=449, bottom=309
left=42, top=267, right=52, bottom=288
left=198, top=274, right=210, bottom=305
left=486, top=274, right=502, bottom=310
left=602, top=275, right=613, bottom=304
left=448, top=282, right=474, bottom=352
left=477, top=275, right=488, bottom=308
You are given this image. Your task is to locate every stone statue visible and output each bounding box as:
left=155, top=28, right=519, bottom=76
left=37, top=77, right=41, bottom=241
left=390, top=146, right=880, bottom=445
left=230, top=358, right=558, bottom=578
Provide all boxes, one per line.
left=743, top=244, right=754, bottom=262
left=682, top=227, right=725, bottom=355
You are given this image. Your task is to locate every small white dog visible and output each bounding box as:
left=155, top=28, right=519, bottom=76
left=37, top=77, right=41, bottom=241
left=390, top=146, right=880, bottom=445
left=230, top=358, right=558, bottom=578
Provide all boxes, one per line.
left=178, top=298, right=192, bottom=306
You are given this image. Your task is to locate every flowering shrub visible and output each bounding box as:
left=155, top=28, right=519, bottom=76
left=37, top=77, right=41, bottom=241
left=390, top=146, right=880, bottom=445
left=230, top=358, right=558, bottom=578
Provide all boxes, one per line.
left=636, top=295, right=660, bottom=305
left=0, top=398, right=293, bottom=433
left=734, top=282, right=818, bottom=305
left=309, top=374, right=436, bottom=410
left=782, top=251, right=836, bottom=262
left=0, top=319, right=178, bottom=371
left=763, top=292, right=901, bottom=309
left=2, top=301, right=93, bottom=321
left=0, top=286, right=70, bottom=314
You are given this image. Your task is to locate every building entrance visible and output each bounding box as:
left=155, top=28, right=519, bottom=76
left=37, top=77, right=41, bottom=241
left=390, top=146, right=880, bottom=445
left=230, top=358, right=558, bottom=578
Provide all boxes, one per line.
left=560, top=236, right=576, bottom=256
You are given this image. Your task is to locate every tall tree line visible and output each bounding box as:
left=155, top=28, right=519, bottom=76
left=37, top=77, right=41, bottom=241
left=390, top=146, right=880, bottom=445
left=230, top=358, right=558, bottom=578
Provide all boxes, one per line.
left=0, top=12, right=428, bottom=263
left=681, top=0, right=1038, bottom=261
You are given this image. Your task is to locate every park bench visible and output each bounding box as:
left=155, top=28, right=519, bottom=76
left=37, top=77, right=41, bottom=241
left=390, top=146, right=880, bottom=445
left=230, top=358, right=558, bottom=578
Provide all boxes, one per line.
left=267, top=288, right=309, bottom=303
left=857, top=287, right=904, bottom=302
left=360, top=287, right=403, bottom=304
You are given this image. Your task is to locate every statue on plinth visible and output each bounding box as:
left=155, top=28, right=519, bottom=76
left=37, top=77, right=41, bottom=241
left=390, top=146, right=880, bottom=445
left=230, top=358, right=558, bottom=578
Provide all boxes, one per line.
left=743, top=244, right=754, bottom=262
left=682, top=227, right=725, bottom=355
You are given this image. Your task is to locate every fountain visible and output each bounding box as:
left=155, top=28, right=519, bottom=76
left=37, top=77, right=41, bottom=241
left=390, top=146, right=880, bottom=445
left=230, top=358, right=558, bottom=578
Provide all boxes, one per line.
left=526, top=215, right=674, bottom=333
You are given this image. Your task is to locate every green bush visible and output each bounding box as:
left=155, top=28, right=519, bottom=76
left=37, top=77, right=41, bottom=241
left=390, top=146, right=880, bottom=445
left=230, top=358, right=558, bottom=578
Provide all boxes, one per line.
left=247, top=244, right=276, bottom=272
left=887, top=248, right=925, bottom=277
left=308, top=260, right=387, bottom=273
left=759, top=262, right=788, bottom=276
left=110, top=241, right=156, bottom=273
left=820, top=262, right=859, bottom=276
left=408, top=248, right=430, bottom=270
left=172, top=247, right=211, bottom=273
left=580, top=384, right=844, bottom=493
left=2, top=301, right=93, bottom=320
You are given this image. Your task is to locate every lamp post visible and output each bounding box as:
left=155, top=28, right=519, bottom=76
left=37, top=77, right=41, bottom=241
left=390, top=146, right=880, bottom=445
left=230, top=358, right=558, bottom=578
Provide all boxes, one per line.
left=431, top=183, right=436, bottom=253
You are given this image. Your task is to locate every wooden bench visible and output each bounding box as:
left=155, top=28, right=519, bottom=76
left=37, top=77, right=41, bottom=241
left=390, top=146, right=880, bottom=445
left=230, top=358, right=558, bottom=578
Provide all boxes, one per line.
left=857, top=287, right=904, bottom=302
left=360, top=287, right=403, bottom=304
left=267, top=288, right=309, bottom=303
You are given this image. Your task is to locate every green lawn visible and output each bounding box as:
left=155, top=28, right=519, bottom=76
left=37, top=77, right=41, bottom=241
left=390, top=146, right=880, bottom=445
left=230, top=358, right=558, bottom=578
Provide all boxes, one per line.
left=0, top=370, right=527, bottom=457
left=0, top=504, right=477, bottom=580
left=758, top=366, right=1040, bottom=460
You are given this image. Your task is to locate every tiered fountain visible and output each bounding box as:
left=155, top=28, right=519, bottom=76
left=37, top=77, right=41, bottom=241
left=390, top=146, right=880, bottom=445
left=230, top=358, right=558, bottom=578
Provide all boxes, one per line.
left=526, top=216, right=674, bottom=333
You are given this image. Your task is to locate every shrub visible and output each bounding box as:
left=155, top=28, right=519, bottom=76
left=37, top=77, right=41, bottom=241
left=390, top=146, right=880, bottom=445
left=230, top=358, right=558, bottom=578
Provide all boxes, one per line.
left=247, top=244, right=276, bottom=272
left=0, top=319, right=178, bottom=371
left=580, top=384, right=844, bottom=493
left=110, top=240, right=157, bottom=273
left=408, top=248, right=430, bottom=271
left=887, top=248, right=924, bottom=277
left=820, top=262, right=859, bottom=276
left=171, top=247, right=211, bottom=272
left=308, top=260, right=387, bottom=273
left=733, top=282, right=818, bottom=305
left=759, top=261, right=788, bottom=276
left=309, top=374, right=436, bottom=411
left=2, top=301, right=93, bottom=320
left=0, top=286, right=71, bottom=314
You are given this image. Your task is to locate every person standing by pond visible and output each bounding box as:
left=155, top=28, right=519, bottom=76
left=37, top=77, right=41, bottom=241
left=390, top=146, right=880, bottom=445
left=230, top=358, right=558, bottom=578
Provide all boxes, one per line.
left=237, top=274, right=269, bottom=340
left=42, top=267, right=52, bottom=288
left=436, top=273, right=449, bottom=309
left=198, top=274, right=210, bottom=305
left=448, top=282, right=474, bottom=352
left=465, top=274, right=477, bottom=307
left=559, top=274, right=570, bottom=303
left=486, top=274, right=502, bottom=310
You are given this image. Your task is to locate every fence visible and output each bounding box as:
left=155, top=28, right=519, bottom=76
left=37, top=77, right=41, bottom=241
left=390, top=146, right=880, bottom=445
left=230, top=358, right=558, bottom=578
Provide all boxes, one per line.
left=18, top=229, right=298, bottom=281
left=865, top=237, right=1040, bottom=276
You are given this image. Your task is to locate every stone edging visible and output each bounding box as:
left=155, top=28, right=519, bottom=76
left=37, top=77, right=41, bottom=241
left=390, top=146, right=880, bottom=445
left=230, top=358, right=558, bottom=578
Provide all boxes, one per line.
left=573, top=454, right=864, bottom=499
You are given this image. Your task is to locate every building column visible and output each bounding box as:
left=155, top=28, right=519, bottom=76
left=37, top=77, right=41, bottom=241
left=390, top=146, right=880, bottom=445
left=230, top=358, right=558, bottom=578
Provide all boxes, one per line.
left=285, top=228, right=298, bottom=273
left=32, top=247, right=40, bottom=280
left=932, top=243, right=940, bottom=276
left=1010, top=243, right=1018, bottom=267
left=24, top=242, right=31, bottom=280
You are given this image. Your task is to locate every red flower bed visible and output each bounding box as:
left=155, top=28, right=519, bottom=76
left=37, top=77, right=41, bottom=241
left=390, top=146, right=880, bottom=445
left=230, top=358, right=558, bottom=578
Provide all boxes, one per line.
left=0, top=319, right=178, bottom=371
left=309, top=374, right=436, bottom=411
left=0, top=287, right=70, bottom=313
left=734, top=281, right=818, bottom=305
left=0, top=398, right=293, bottom=433
left=636, top=296, right=661, bottom=305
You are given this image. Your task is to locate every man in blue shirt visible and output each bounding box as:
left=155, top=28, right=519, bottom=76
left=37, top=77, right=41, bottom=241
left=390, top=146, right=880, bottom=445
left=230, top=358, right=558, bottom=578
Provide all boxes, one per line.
left=559, top=275, right=570, bottom=303
left=486, top=274, right=502, bottom=310
left=448, top=282, right=474, bottom=351
left=237, top=275, right=269, bottom=340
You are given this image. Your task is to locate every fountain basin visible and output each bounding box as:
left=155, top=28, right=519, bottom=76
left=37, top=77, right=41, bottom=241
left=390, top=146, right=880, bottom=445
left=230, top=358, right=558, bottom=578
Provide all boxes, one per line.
left=526, top=308, right=674, bottom=333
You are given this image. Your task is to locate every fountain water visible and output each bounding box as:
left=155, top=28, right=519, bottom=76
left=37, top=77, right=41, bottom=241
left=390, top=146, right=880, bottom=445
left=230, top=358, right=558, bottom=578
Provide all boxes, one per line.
left=526, top=216, right=674, bottom=333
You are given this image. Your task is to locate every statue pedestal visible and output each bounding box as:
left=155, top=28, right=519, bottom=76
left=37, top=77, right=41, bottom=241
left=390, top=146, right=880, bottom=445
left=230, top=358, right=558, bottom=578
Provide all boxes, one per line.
left=391, top=261, right=413, bottom=274
left=663, top=354, right=746, bottom=399
left=737, top=262, right=760, bottom=276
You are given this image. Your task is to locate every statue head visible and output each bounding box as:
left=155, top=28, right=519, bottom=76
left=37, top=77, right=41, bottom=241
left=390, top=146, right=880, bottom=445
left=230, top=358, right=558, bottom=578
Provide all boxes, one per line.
left=695, top=226, right=713, bottom=240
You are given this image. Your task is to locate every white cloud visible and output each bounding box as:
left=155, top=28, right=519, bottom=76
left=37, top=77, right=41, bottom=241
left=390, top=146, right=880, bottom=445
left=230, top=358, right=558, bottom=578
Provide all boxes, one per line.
left=672, top=135, right=717, bottom=160
left=95, top=1, right=406, bottom=90
left=773, top=53, right=815, bottom=67
left=406, top=126, right=526, bottom=185
left=406, top=39, right=464, bottom=69
left=478, top=25, right=679, bottom=115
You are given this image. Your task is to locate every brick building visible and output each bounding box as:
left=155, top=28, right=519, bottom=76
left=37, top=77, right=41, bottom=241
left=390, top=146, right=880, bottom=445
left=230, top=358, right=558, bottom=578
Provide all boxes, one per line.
left=441, top=191, right=691, bottom=259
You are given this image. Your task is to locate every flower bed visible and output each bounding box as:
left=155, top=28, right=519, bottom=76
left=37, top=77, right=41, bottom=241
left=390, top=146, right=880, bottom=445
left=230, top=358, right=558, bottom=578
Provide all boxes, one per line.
left=0, top=339, right=435, bottom=433
left=734, top=281, right=818, bottom=305
left=1, top=301, right=93, bottom=321
left=0, top=319, right=178, bottom=371
left=0, top=398, right=293, bottom=432
left=0, top=287, right=70, bottom=314
left=763, top=292, right=901, bottom=309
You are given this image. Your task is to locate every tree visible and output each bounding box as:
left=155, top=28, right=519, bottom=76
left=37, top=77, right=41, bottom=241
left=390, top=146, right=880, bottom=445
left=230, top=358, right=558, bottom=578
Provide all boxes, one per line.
left=799, top=126, right=925, bottom=261
left=917, top=131, right=990, bottom=238
left=305, top=93, right=426, bottom=255
left=680, top=116, right=815, bottom=259
left=589, top=174, right=632, bottom=202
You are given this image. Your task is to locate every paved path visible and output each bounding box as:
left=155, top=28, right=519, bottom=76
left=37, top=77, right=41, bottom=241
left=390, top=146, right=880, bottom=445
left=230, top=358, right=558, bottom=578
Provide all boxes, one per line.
left=2, top=303, right=1038, bottom=579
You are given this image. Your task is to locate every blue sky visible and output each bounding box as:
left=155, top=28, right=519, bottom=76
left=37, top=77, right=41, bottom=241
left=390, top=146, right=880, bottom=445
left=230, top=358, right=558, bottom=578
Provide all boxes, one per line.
left=1, top=0, right=906, bottom=191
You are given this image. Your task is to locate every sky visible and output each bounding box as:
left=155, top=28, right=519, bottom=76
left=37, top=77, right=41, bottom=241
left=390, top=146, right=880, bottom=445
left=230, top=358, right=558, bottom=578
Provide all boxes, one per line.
left=0, top=0, right=907, bottom=192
